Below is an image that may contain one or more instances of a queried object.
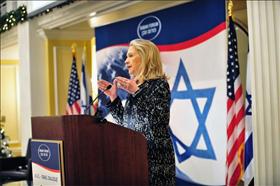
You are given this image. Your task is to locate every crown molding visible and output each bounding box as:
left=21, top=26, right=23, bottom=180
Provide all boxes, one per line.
left=89, top=1, right=189, bottom=28
left=37, top=29, right=93, bottom=40
left=36, top=0, right=138, bottom=30
left=0, top=26, right=18, bottom=49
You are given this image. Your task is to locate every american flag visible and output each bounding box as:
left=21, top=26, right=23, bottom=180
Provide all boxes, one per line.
left=226, top=16, right=245, bottom=186
left=66, top=50, right=81, bottom=115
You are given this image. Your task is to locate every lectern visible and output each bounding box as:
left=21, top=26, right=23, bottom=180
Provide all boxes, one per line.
left=31, top=116, right=148, bottom=185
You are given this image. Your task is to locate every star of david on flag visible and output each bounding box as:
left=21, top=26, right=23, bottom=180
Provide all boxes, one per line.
left=170, top=59, right=216, bottom=162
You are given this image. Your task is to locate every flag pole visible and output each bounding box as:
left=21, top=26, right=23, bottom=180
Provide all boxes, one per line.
left=228, top=0, right=233, bottom=17
left=71, top=43, right=77, bottom=56
left=83, top=45, right=87, bottom=59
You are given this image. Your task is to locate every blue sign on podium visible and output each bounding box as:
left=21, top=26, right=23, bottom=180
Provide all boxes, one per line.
left=31, top=140, right=64, bottom=185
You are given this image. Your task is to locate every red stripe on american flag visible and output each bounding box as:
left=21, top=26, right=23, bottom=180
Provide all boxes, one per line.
left=227, top=99, right=234, bottom=111
left=234, top=86, right=243, bottom=102
left=227, top=106, right=245, bottom=139
left=227, top=85, right=242, bottom=111
left=73, top=102, right=81, bottom=114
left=229, top=163, right=242, bottom=186
left=235, top=106, right=245, bottom=125
left=227, top=115, right=236, bottom=139
left=227, top=129, right=245, bottom=165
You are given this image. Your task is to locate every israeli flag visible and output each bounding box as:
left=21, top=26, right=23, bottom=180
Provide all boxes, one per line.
left=80, top=46, right=90, bottom=115
left=244, top=52, right=254, bottom=185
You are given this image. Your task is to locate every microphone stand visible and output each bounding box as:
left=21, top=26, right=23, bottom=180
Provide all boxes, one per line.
left=92, top=109, right=107, bottom=123
left=84, top=85, right=112, bottom=123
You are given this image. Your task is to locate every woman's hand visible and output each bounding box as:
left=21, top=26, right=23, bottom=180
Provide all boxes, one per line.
left=97, top=79, right=117, bottom=101
left=115, top=76, right=139, bottom=94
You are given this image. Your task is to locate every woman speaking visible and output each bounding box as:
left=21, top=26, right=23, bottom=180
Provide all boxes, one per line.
left=98, top=39, right=175, bottom=185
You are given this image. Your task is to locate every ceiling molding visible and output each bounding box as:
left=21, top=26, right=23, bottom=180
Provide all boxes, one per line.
left=1, top=26, right=18, bottom=49
left=37, top=29, right=93, bottom=40
left=89, top=1, right=189, bottom=28
left=36, top=0, right=139, bottom=30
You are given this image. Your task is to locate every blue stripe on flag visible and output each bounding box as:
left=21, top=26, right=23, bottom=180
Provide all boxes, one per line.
left=81, top=59, right=90, bottom=115
left=245, top=133, right=253, bottom=169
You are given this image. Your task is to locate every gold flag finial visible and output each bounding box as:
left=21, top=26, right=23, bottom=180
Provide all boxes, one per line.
left=71, top=43, right=77, bottom=55
left=228, top=0, right=233, bottom=17
left=83, top=43, right=87, bottom=51
left=82, top=44, right=87, bottom=62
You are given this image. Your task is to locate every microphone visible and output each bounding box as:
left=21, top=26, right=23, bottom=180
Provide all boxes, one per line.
left=84, top=84, right=112, bottom=114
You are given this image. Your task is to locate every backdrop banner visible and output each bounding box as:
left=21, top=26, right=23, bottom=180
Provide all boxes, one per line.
left=95, top=0, right=226, bottom=185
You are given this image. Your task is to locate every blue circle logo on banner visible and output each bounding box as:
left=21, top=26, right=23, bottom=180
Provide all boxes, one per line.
left=38, top=144, right=51, bottom=161
left=137, top=16, right=162, bottom=40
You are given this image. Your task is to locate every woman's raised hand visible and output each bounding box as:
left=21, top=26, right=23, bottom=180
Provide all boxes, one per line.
left=114, top=76, right=139, bottom=94
left=98, top=77, right=139, bottom=101
left=97, top=79, right=117, bottom=101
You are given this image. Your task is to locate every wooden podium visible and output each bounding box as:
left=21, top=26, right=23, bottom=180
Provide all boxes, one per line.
left=31, top=115, right=148, bottom=185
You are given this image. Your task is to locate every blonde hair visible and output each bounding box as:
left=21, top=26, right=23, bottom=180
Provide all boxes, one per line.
left=129, top=39, right=166, bottom=84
